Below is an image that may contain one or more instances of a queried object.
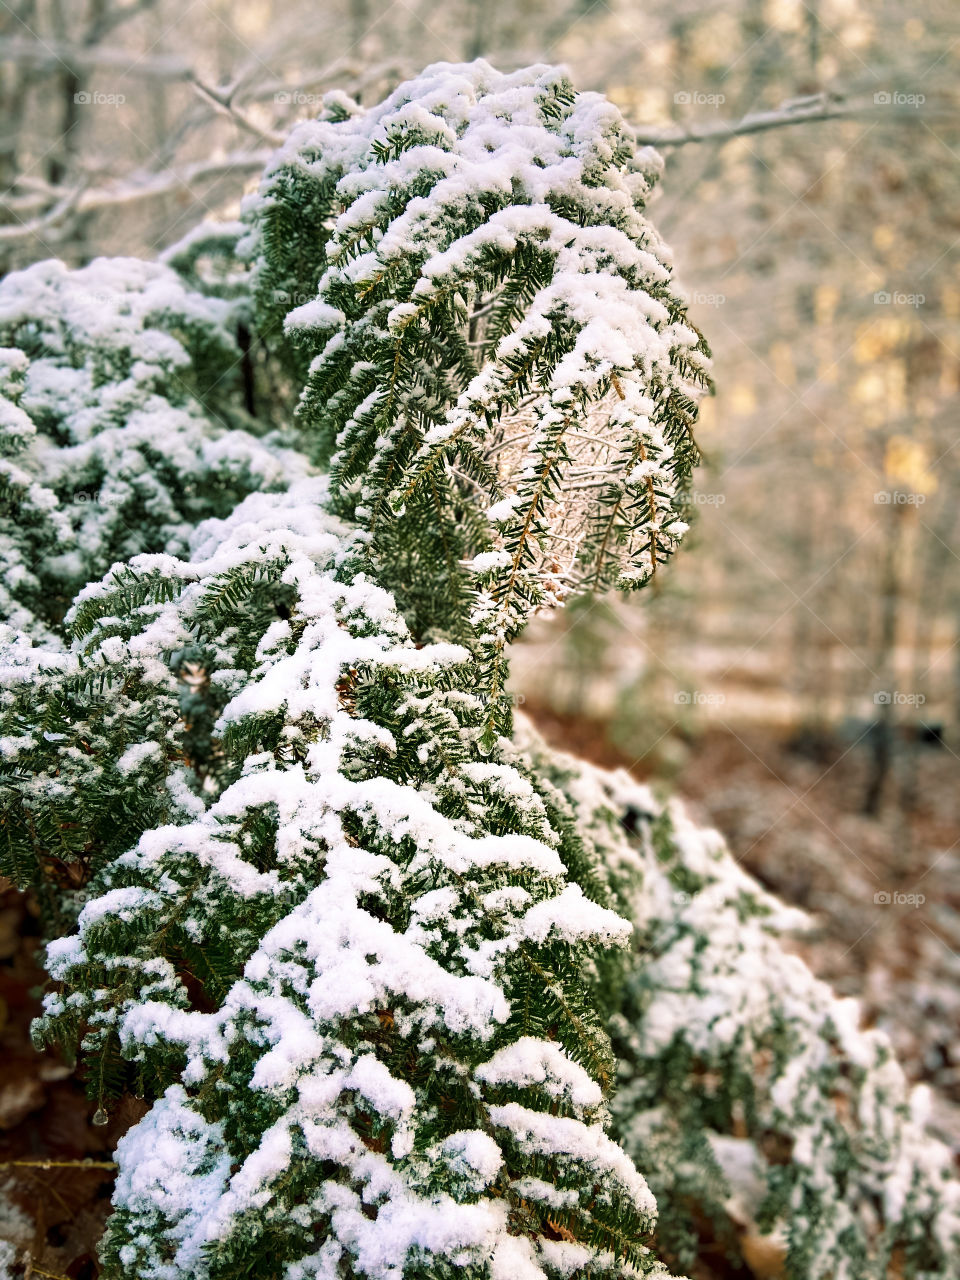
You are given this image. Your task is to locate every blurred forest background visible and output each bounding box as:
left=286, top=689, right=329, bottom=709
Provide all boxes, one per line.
left=0, top=0, right=958, bottom=1271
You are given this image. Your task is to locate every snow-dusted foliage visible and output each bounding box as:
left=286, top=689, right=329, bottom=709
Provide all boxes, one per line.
left=2, top=59, right=958, bottom=1280
left=245, top=60, right=709, bottom=743
left=522, top=733, right=960, bottom=1278
left=33, top=479, right=662, bottom=1280
left=0, top=256, right=302, bottom=641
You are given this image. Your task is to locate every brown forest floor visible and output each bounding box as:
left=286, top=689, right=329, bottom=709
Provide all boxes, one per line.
left=0, top=885, right=131, bottom=1279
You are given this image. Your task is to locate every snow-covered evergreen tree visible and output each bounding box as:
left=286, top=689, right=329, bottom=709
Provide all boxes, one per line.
left=1, top=59, right=958, bottom=1280
left=246, top=61, right=709, bottom=743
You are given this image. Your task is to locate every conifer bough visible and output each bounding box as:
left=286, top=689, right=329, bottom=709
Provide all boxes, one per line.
left=0, top=254, right=301, bottom=644
left=248, top=61, right=710, bottom=744
left=0, top=59, right=957, bottom=1280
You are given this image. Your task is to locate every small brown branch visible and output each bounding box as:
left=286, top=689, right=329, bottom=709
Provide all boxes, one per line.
left=0, top=1157, right=117, bottom=1170
left=24, top=1260, right=75, bottom=1280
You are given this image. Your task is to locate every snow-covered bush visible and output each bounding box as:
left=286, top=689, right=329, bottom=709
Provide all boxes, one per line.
left=523, top=734, right=960, bottom=1277
left=33, top=478, right=663, bottom=1280
left=2, top=59, right=958, bottom=1280
left=0, top=255, right=302, bottom=642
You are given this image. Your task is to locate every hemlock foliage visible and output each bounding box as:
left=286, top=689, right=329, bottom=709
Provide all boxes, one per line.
left=0, top=254, right=304, bottom=643
left=246, top=61, right=708, bottom=745
left=0, top=60, right=957, bottom=1280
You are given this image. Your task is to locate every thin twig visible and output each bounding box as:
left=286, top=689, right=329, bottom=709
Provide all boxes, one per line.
left=190, top=75, right=285, bottom=146
left=24, top=1258, right=74, bottom=1280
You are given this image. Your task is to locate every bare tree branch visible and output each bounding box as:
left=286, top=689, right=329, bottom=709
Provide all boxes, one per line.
left=633, top=93, right=955, bottom=147
left=245, top=57, right=410, bottom=104
left=190, top=76, right=285, bottom=146
left=0, top=183, right=84, bottom=242
left=0, top=150, right=271, bottom=245
left=0, top=35, right=190, bottom=79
